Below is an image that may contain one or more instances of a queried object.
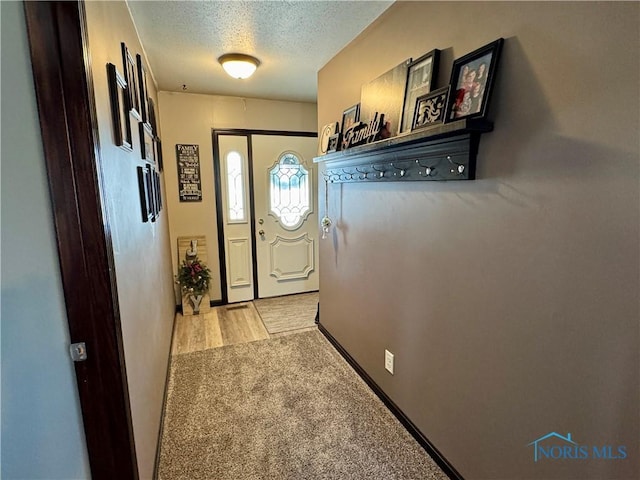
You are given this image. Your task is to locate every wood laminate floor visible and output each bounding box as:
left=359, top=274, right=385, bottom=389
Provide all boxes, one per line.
left=171, top=300, right=317, bottom=355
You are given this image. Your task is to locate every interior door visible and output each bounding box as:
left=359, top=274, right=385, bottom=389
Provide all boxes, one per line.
left=252, top=135, right=319, bottom=298
left=218, top=135, right=255, bottom=303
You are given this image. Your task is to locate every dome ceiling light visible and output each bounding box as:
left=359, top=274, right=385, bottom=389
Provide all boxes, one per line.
left=218, top=53, right=260, bottom=79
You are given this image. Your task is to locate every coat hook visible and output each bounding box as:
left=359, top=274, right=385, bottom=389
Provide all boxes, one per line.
left=355, top=167, right=369, bottom=180
left=447, top=155, right=465, bottom=175
left=342, top=169, right=355, bottom=180
left=371, top=164, right=385, bottom=178
left=390, top=162, right=406, bottom=177
left=416, top=159, right=435, bottom=176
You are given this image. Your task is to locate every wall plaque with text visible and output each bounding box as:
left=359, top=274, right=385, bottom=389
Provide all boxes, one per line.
left=176, top=144, right=202, bottom=202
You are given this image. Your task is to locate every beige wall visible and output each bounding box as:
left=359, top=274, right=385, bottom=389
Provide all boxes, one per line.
left=158, top=92, right=317, bottom=301
left=318, top=2, right=639, bottom=479
left=86, top=2, right=176, bottom=478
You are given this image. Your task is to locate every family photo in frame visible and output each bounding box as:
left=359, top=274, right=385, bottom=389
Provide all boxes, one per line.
left=448, top=38, right=503, bottom=121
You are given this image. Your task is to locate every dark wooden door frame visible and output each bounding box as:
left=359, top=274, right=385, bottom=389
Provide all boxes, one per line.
left=24, top=2, right=138, bottom=478
left=212, top=129, right=317, bottom=304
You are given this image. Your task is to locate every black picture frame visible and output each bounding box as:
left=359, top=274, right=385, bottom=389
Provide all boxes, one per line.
left=148, top=97, right=157, bottom=136
left=155, top=138, right=163, bottom=172
left=121, top=42, right=141, bottom=120
left=327, top=132, right=341, bottom=153
left=400, top=49, right=440, bottom=133
left=139, top=123, right=154, bottom=164
left=137, top=165, right=151, bottom=222
left=106, top=63, right=132, bottom=151
left=153, top=168, right=162, bottom=214
left=136, top=53, right=151, bottom=127
left=447, top=38, right=504, bottom=121
left=412, top=86, right=450, bottom=131
left=146, top=165, right=156, bottom=222
left=341, top=103, right=360, bottom=135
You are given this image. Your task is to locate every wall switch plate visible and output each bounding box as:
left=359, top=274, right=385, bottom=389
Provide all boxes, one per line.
left=385, top=349, right=394, bottom=374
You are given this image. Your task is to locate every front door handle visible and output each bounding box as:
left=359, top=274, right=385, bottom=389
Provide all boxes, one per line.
left=258, top=229, right=265, bottom=236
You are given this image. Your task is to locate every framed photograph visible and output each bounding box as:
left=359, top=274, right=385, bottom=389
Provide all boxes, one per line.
left=139, top=123, right=154, bottom=163
left=155, top=138, right=163, bottom=172
left=153, top=168, right=163, bottom=213
left=136, top=165, right=151, bottom=222
left=318, top=122, right=339, bottom=155
left=447, top=38, right=504, bottom=121
left=146, top=165, right=157, bottom=222
left=148, top=97, right=158, bottom=136
left=106, top=63, right=132, bottom=151
left=327, top=133, right=341, bottom=153
left=136, top=53, right=151, bottom=127
left=412, top=86, right=450, bottom=130
left=400, top=50, right=440, bottom=134
left=121, top=43, right=141, bottom=120
left=341, top=103, right=360, bottom=135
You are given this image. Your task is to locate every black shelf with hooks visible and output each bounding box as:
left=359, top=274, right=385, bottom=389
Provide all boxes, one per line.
left=313, top=118, right=493, bottom=183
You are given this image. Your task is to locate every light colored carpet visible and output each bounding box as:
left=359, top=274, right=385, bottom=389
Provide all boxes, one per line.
left=158, top=330, right=448, bottom=480
left=253, top=292, right=318, bottom=334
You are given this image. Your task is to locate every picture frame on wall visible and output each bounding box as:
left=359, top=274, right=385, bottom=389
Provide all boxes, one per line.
left=148, top=97, right=158, bottom=136
left=412, top=86, right=450, bottom=130
left=341, top=103, right=360, bottom=135
left=137, top=165, right=151, bottom=222
left=447, top=38, right=504, bottom=121
left=400, top=49, right=440, bottom=133
left=120, top=42, right=141, bottom=120
left=139, top=123, right=154, bottom=163
left=136, top=53, right=151, bottom=127
left=106, top=63, right=132, bottom=151
left=155, top=138, right=163, bottom=171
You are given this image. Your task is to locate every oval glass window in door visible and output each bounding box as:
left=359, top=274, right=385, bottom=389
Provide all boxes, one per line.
left=268, top=151, right=312, bottom=230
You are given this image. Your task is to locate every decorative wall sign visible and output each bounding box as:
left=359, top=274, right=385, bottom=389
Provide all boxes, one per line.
left=448, top=38, right=503, bottom=121
left=360, top=58, right=411, bottom=138
left=412, top=86, right=450, bottom=130
left=176, top=144, right=202, bottom=202
left=106, top=63, right=132, bottom=151
left=401, top=49, right=440, bottom=133
left=342, top=112, right=386, bottom=150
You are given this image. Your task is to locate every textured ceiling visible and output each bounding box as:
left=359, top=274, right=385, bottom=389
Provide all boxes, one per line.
left=126, top=1, right=393, bottom=103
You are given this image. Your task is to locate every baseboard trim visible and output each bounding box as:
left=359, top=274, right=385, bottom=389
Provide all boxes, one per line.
left=174, top=299, right=225, bottom=313
left=318, top=322, right=464, bottom=480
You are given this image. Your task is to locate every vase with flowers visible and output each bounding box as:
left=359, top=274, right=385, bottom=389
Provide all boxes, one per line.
left=175, top=255, right=212, bottom=314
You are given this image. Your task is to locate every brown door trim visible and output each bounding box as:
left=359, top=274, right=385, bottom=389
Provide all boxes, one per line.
left=23, top=1, right=138, bottom=478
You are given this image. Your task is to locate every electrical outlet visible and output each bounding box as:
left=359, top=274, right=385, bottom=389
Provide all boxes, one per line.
left=385, top=349, right=394, bottom=375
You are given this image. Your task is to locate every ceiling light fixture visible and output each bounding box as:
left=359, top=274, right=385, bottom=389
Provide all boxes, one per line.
left=218, top=53, right=260, bottom=79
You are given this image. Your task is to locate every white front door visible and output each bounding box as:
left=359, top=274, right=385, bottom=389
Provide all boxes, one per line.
left=252, top=135, right=319, bottom=298
left=217, top=132, right=318, bottom=302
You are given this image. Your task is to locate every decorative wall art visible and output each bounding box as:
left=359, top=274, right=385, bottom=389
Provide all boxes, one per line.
left=148, top=97, right=158, bottom=136
left=342, top=112, right=386, bottom=149
left=176, top=144, right=203, bottom=202
left=106, top=62, right=132, bottom=151
left=412, top=86, right=450, bottom=130
left=136, top=53, right=151, bottom=127
left=318, top=122, right=339, bottom=155
left=120, top=42, right=141, bottom=120
left=359, top=59, right=411, bottom=138
left=448, top=38, right=503, bottom=121
left=139, top=123, right=154, bottom=163
left=400, top=50, right=440, bottom=133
